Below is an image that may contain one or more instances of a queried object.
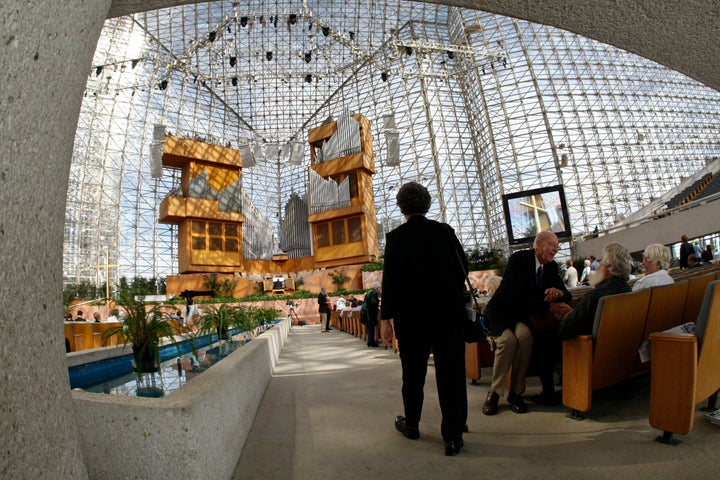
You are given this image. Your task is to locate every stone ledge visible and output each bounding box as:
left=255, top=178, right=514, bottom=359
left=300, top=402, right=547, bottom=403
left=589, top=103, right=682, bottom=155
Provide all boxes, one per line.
left=70, top=318, right=290, bottom=479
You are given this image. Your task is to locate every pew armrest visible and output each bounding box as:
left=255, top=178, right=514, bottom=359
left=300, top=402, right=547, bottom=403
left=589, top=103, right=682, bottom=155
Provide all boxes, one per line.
left=562, top=335, right=594, bottom=412
left=649, top=332, right=698, bottom=436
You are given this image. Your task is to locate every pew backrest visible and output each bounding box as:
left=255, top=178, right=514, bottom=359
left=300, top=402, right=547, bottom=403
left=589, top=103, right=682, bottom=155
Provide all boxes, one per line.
left=681, top=272, right=716, bottom=324
left=642, top=280, right=689, bottom=342
left=695, top=281, right=720, bottom=401
left=591, top=288, right=651, bottom=390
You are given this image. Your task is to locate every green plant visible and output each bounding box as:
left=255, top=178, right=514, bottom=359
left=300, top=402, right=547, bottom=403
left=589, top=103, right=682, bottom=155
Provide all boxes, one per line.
left=101, top=297, right=176, bottom=374
left=328, top=269, right=350, bottom=291
left=467, top=247, right=506, bottom=271
left=294, top=277, right=305, bottom=289
left=360, top=262, right=384, bottom=272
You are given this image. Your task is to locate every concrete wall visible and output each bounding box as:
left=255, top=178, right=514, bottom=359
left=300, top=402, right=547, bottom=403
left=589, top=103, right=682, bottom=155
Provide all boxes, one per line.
left=70, top=318, right=289, bottom=479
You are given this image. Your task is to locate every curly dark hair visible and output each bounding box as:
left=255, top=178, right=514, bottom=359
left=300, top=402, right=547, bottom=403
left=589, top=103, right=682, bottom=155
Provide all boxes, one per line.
left=396, top=181, right=431, bottom=215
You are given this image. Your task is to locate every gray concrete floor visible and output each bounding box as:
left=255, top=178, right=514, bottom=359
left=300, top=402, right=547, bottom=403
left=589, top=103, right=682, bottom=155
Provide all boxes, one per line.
left=234, top=326, right=720, bottom=479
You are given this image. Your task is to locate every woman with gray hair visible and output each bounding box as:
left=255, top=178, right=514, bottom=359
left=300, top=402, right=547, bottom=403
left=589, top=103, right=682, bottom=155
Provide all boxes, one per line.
left=554, top=242, right=633, bottom=339
left=632, top=243, right=674, bottom=291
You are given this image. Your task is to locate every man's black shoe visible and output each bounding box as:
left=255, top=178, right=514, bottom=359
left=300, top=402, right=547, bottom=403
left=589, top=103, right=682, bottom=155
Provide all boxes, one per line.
left=507, top=391, right=528, bottom=414
left=531, top=390, right=560, bottom=406
left=394, top=415, right=420, bottom=439
left=444, top=438, right=464, bottom=456
left=482, top=391, right=499, bottom=415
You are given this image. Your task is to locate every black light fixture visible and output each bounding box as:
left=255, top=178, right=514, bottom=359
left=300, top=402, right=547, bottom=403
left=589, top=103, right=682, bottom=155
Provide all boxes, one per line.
left=288, top=14, right=297, bottom=25
left=405, top=46, right=413, bottom=56
left=229, top=56, right=237, bottom=67
left=447, top=50, right=454, bottom=59
left=159, top=80, right=168, bottom=90
left=349, top=31, right=355, bottom=40
left=381, top=72, right=388, bottom=82
left=305, top=74, right=312, bottom=83
left=304, top=52, right=312, bottom=63
left=266, top=51, right=273, bottom=61
left=95, top=66, right=103, bottom=76
left=231, top=76, right=238, bottom=86
left=208, top=30, right=217, bottom=42
left=240, top=16, right=248, bottom=27
left=131, top=59, right=139, bottom=68
left=227, top=25, right=232, bottom=34
left=322, top=26, right=330, bottom=36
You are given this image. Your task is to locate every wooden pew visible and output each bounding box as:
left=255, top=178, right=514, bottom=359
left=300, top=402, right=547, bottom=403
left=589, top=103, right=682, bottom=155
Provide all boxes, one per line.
left=681, top=272, right=716, bottom=324
left=649, top=280, right=720, bottom=444
left=64, top=323, right=76, bottom=352
left=71, top=322, right=97, bottom=351
left=635, top=281, right=690, bottom=372
left=465, top=342, right=494, bottom=385
left=562, top=288, right=652, bottom=419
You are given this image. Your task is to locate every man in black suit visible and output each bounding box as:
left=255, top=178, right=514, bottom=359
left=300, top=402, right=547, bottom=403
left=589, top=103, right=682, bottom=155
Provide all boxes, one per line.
left=482, top=230, right=571, bottom=415
left=380, top=182, right=468, bottom=457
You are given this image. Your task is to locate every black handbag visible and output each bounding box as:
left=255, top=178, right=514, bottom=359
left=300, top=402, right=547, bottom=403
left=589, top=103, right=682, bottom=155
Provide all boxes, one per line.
left=450, top=238, right=492, bottom=344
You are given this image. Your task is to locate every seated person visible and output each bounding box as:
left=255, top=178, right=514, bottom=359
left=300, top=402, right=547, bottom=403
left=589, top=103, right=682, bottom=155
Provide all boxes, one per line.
left=336, top=296, right=347, bottom=311
left=688, top=254, right=703, bottom=268
left=632, top=243, right=673, bottom=291
left=554, top=242, right=633, bottom=340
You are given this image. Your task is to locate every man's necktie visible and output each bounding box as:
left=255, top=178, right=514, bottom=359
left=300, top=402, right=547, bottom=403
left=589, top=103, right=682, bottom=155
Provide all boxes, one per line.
left=536, top=265, right=543, bottom=286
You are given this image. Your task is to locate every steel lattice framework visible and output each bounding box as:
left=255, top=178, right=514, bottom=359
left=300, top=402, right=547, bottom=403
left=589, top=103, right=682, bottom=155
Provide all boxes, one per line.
left=64, top=0, right=720, bottom=289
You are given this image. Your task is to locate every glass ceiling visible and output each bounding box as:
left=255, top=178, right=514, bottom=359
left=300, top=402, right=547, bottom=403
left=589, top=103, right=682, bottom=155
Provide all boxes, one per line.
left=64, top=0, right=720, bottom=288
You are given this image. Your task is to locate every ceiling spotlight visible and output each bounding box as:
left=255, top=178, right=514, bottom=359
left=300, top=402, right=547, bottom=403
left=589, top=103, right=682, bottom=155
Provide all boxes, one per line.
left=231, top=76, right=238, bottom=86
left=288, top=14, right=297, bottom=25
left=305, top=74, right=312, bottom=83
left=304, top=52, right=312, bottom=63
left=266, top=51, right=273, bottom=61
left=229, top=56, right=237, bottom=67
left=95, top=66, right=103, bottom=76
left=381, top=72, right=388, bottom=82
left=322, top=26, right=330, bottom=36
left=446, top=50, right=454, bottom=59
left=240, top=16, right=248, bottom=27
left=208, top=31, right=217, bottom=42
left=131, top=59, right=139, bottom=68
left=159, top=80, right=168, bottom=90
left=227, top=25, right=232, bottom=34
left=405, top=46, right=413, bottom=56
left=349, top=31, right=355, bottom=40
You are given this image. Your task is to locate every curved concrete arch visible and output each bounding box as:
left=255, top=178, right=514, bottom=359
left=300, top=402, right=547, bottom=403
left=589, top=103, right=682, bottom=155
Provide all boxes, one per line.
left=0, top=0, right=717, bottom=476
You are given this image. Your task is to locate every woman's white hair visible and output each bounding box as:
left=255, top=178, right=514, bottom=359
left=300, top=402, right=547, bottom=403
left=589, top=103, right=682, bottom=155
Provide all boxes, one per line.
left=643, top=243, right=671, bottom=269
left=601, top=242, right=633, bottom=279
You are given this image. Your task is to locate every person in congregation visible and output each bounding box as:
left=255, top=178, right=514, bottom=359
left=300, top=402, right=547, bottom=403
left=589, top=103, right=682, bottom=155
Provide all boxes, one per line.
left=579, top=259, right=592, bottom=286
left=74, top=310, right=87, bottom=322
left=702, top=244, right=713, bottom=264
left=361, top=285, right=381, bottom=348
left=553, top=242, right=633, bottom=340
left=92, top=311, right=102, bottom=323
left=318, top=287, right=330, bottom=332
left=380, top=181, right=467, bottom=456
left=632, top=243, right=674, bottom=291
left=481, top=230, right=572, bottom=415
left=563, top=259, right=579, bottom=288
left=688, top=254, right=703, bottom=268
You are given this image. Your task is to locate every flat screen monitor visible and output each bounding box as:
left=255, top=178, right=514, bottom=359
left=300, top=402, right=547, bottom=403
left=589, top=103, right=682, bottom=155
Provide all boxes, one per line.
left=502, top=185, right=572, bottom=245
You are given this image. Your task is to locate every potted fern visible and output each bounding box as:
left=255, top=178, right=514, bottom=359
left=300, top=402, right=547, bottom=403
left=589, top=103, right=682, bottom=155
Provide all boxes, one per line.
left=102, top=297, right=176, bottom=374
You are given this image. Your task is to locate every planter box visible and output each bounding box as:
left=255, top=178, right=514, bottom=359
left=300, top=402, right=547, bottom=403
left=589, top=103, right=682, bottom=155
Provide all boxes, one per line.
left=70, top=319, right=290, bottom=479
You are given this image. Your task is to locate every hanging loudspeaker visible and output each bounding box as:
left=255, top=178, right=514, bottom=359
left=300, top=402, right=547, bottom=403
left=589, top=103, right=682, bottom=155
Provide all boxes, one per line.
left=150, top=143, right=164, bottom=178
left=289, top=141, right=305, bottom=165
left=385, top=130, right=399, bottom=166
left=238, top=141, right=255, bottom=167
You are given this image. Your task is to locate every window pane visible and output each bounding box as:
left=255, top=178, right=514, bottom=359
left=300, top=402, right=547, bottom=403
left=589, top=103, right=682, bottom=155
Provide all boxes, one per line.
left=332, top=220, right=346, bottom=244
left=191, top=236, right=206, bottom=250
left=225, top=224, right=238, bottom=237
left=225, top=238, right=239, bottom=252
left=192, top=221, right=205, bottom=235
left=348, top=171, right=358, bottom=198
left=348, top=217, right=362, bottom=242
left=209, top=222, right=223, bottom=236
left=209, top=237, right=223, bottom=251
left=316, top=223, right=330, bottom=247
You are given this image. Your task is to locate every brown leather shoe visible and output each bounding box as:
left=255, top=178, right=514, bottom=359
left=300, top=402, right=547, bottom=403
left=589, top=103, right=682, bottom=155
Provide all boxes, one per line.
left=482, top=391, right=500, bottom=415
left=507, top=391, right=528, bottom=413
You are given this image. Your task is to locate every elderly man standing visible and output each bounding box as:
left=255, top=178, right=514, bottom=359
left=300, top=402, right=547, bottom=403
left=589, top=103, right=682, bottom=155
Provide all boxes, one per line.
left=481, top=230, right=572, bottom=415
left=555, top=242, right=633, bottom=339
